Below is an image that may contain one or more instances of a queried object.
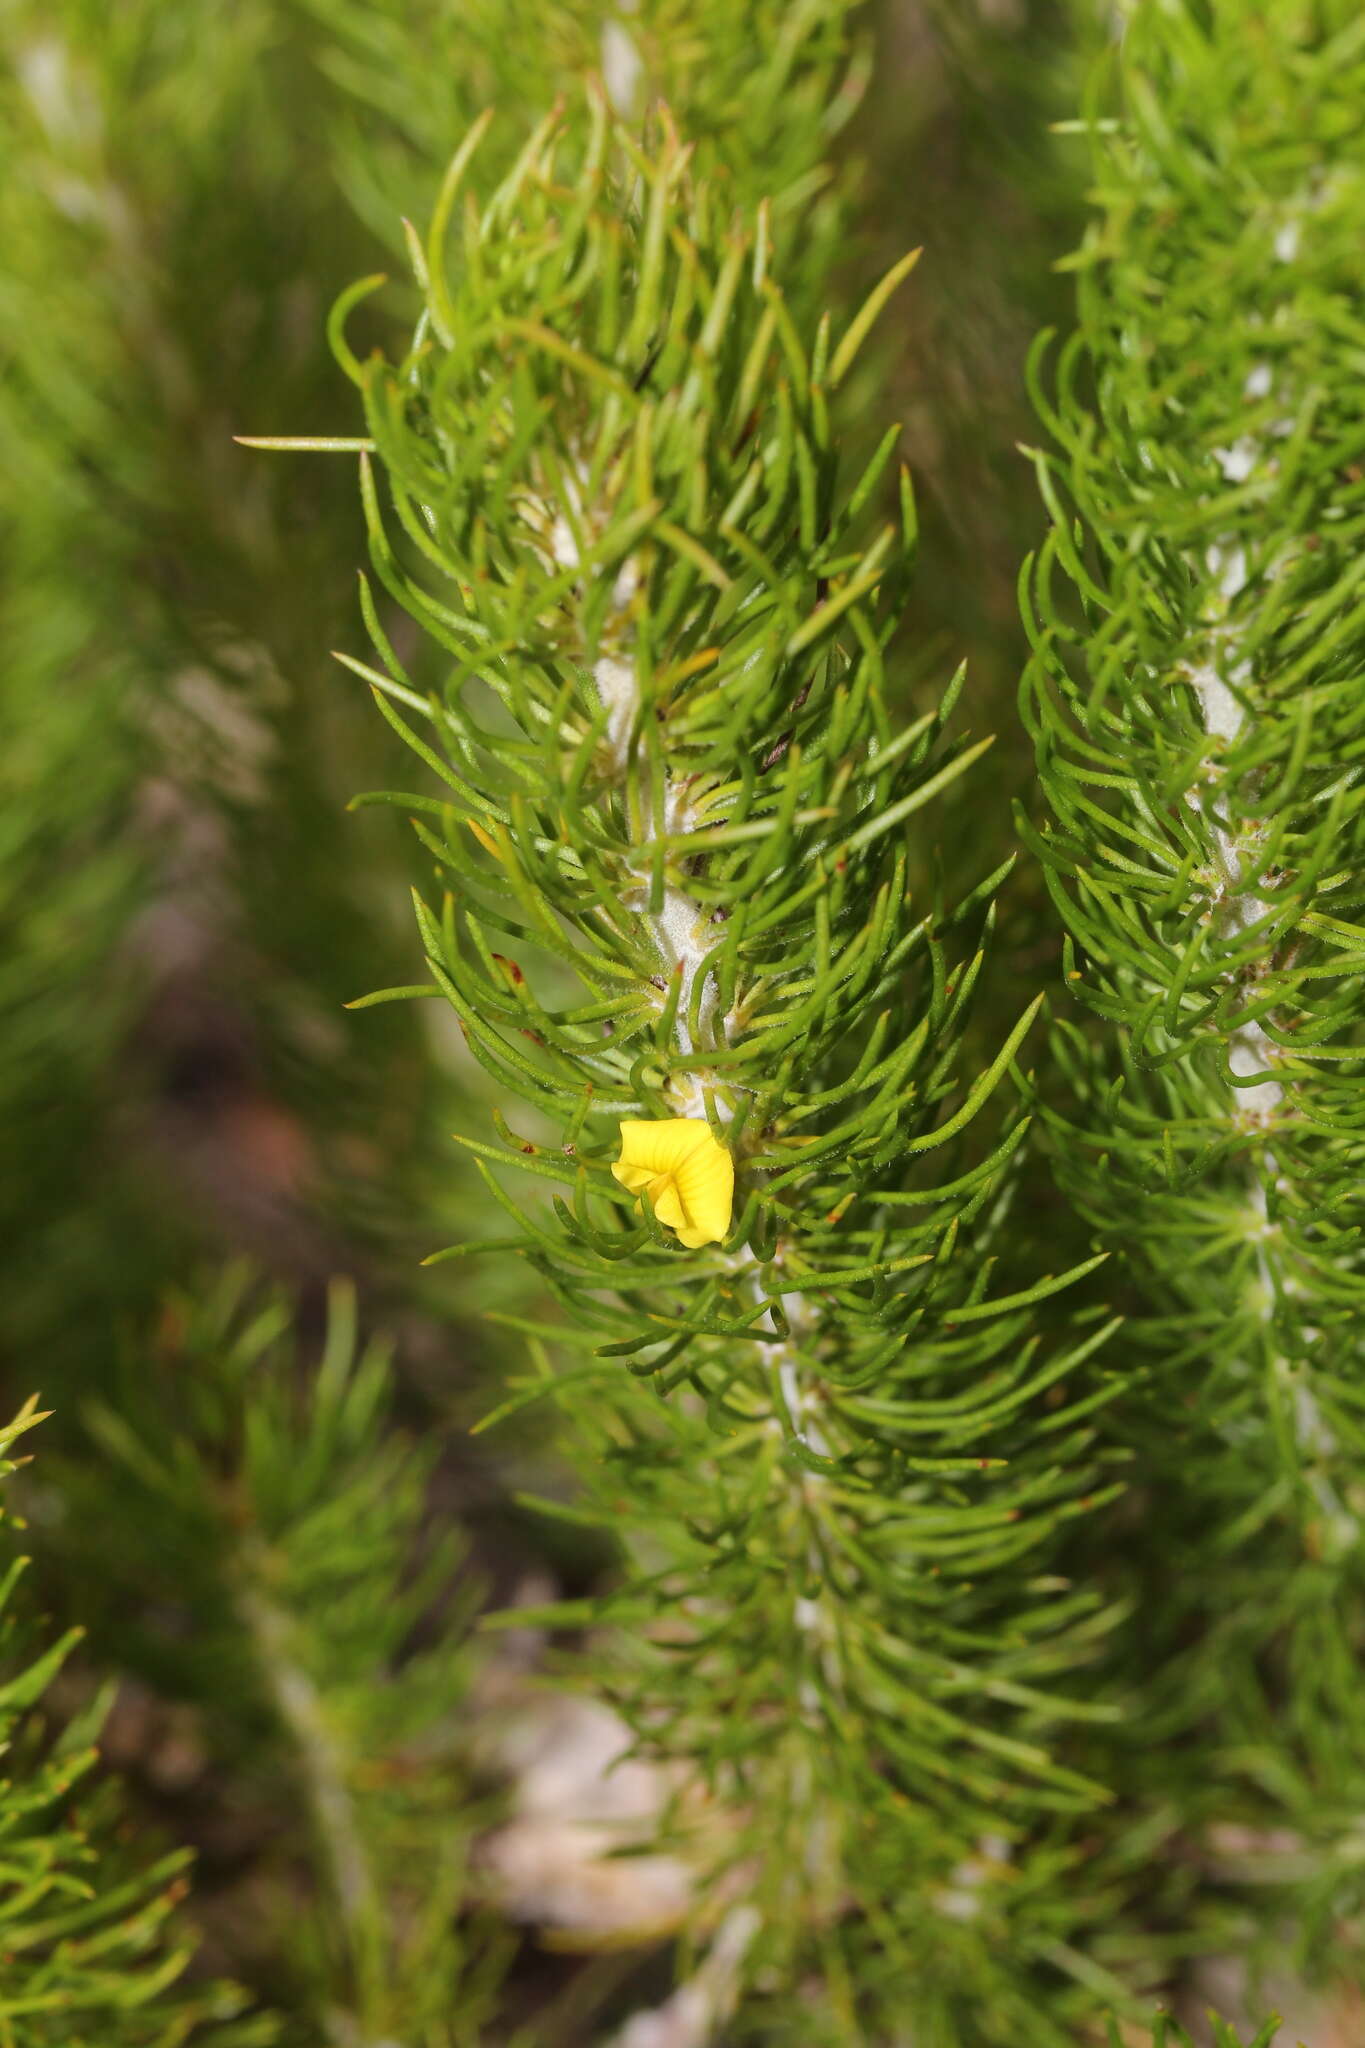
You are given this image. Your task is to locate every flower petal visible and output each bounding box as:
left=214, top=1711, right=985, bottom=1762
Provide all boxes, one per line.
left=612, top=1118, right=734, bottom=1247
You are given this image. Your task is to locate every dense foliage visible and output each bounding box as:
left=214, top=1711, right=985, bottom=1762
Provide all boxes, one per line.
left=1022, top=0, right=1365, bottom=1989
left=0, top=0, right=1353, bottom=2039
left=320, top=92, right=1132, bottom=2040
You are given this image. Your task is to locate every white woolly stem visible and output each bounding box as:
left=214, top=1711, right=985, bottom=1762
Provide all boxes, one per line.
left=750, top=1277, right=845, bottom=1735
left=539, top=461, right=728, bottom=1102
left=561, top=454, right=843, bottom=1653
left=1187, top=215, right=1351, bottom=1526
left=1191, top=538, right=1282, bottom=1125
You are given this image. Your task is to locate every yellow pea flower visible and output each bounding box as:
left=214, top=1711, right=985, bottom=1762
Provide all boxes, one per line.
left=612, top=1118, right=734, bottom=1249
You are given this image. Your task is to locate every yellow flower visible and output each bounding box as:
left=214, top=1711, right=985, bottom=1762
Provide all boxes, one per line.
left=612, top=1118, right=734, bottom=1249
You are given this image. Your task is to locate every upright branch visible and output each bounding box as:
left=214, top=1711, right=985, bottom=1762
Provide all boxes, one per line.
left=321, top=99, right=1127, bottom=2036
left=1019, top=0, right=1365, bottom=1961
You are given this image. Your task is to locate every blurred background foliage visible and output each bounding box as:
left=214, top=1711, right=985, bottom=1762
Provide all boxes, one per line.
left=0, top=0, right=1337, bottom=2041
